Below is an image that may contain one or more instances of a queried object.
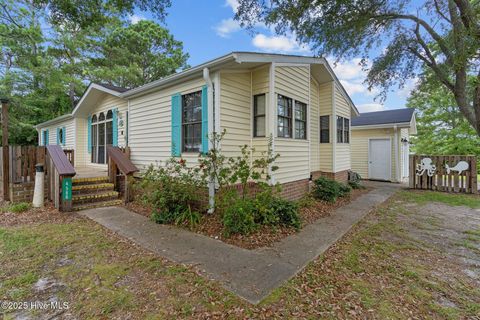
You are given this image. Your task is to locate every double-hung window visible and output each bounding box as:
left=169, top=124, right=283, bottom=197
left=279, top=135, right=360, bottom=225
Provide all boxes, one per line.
left=253, top=94, right=266, bottom=137
left=320, top=115, right=330, bottom=143
left=336, top=116, right=350, bottom=143
left=182, top=91, right=202, bottom=152
left=295, top=101, right=307, bottom=139
left=277, top=95, right=293, bottom=138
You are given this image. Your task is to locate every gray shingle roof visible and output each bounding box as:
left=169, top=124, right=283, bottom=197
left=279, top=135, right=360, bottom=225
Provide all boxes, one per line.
left=97, top=83, right=129, bottom=93
left=351, top=108, right=415, bottom=127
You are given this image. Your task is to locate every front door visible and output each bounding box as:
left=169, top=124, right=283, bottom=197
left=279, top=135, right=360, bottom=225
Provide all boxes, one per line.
left=369, top=138, right=391, bottom=181
left=91, top=110, right=113, bottom=164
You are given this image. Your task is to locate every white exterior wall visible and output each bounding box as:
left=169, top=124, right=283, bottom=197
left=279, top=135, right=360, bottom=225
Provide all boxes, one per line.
left=274, top=65, right=310, bottom=183
left=334, top=84, right=351, bottom=172
left=351, top=128, right=400, bottom=181
left=318, top=82, right=333, bottom=172
left=38, top=118, right=75, bottom=149
left=128, top=77, right=206, bottom=170
left=219, top=72, right=252, bottom=158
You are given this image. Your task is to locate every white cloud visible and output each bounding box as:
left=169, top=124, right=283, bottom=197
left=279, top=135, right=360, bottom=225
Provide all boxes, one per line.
left=396, top=77, right=419, bottom=98
left=225, top=0, right=239, bottom=13
left=329, top=57, right=379, bottom=97
left=357, top=103, right=385, bottom=113
left=129, top=14, right=145, bottom=24
left=252, top=34, right=310, bottom=53
left=214, top=18, right=241, bottom=38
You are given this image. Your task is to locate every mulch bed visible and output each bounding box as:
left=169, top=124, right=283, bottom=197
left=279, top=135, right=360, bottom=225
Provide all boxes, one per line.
left=126, top=187, right=371, bottom=250
left=0, top=203, right=80, bottom=227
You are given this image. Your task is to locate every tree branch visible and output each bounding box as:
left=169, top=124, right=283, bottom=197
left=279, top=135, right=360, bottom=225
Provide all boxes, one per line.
left=379, top=13, right=454, bottom=65
left=433, top=0, right=451, bottom=23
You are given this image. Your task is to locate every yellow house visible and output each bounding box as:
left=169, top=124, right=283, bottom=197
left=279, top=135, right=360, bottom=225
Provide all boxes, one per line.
left=351, top=108, right=417, bottom=182
left=36, top=52, right=359, bottom=200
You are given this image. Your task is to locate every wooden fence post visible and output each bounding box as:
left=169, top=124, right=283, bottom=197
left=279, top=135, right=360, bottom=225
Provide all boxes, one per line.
left=1, top=98, right=9, bottom=200
left=472, top=157, right=478, bottom=194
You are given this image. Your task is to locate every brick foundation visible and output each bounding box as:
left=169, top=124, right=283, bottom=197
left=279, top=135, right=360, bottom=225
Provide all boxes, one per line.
left=279, top=179, right=310, bottom=201
left=9, top=181, right=49, bottom=203
left=311, top=170, right=349, bottom=182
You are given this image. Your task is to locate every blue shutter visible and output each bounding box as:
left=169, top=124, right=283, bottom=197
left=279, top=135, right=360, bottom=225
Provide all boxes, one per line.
left=87, top=116, right=92, bottom=153
left=56, top=128, right=60, bottom=145
left=171, top=93, right=182, bottom=156
left=201, top=85, right=208, bottom=154
left=63, top=126, right=66, bottom=145
left=112, top=108, right=118, bottom=146
left=45, top=129, right=49, bottom=146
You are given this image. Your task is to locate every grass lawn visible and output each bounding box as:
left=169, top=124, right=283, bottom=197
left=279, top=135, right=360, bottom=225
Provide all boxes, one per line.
left=1, top=190, right=480, bottom=319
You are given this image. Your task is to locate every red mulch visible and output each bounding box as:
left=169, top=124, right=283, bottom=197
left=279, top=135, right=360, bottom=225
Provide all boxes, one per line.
left=126, top=188, right=371, bottom=250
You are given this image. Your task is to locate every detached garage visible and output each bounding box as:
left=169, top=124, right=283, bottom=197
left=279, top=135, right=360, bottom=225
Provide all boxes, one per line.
left=351, top=109, right=416, bottom=182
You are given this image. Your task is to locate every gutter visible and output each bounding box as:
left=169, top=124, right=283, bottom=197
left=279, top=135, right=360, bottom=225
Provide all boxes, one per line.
left=351, top=122, right=412, bottom=130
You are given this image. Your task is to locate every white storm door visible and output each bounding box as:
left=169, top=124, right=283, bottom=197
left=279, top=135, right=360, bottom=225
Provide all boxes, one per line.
left=368, top=138, right=391, bottom=181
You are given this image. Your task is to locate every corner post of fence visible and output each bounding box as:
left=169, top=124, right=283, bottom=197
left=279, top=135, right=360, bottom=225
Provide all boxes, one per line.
left=472, top=156, right=478, bottom=194
left=409, top=155, right=415, bottom=189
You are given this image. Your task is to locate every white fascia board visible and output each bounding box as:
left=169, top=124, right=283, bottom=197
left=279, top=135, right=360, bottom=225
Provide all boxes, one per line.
left=71, top=83, right=123, bottom=117
left=351, top=122, right=412, bottom=130
left=35, top=114, right=73, bottom=129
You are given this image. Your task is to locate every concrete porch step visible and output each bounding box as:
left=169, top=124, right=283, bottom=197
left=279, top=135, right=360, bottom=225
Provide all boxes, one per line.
left=73, top=176, right=110, bottom=185
left=73, top=199, right=123, bottom=211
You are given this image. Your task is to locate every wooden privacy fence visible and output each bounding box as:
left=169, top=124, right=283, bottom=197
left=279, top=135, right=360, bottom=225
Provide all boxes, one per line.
left=409, top=155, right=477, bottom=193
left=0, top=145, right=74, bottom=201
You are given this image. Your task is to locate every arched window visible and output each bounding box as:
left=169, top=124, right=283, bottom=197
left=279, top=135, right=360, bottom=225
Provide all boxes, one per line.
left=106, top=110, right=113, bottom=119
left=92, top=114, right=97, bottom=123
left=99, top=112, right=105, bottom=121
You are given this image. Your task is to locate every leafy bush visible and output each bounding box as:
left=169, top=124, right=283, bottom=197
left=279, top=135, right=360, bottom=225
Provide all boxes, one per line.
left=140, top=158, right=205, bottom=229
left=223, top=197, right=257, bottom=236
left=312, top=177, right=351, bottom=203
left=2, top=202, right=31, bottom=213
left=270, top=197, right=301, bottom=229
left=349, top=180, right=365, bottom=190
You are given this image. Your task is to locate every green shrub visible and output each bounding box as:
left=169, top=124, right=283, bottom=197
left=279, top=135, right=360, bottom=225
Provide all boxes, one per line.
left=270, top=197, right=301, bottom=229
left=223, top=197, right=257, bottom=236
left=338, top=183, right=352, bottom=197
left=349, top=180, right=365, bottom=190
left=140, top=158, right=206, bottom=229
left=174, top=206, right=201, bottom=229
left=2, top=202, right=31, bottom=213
left=312, top=177, right=351, bottom=202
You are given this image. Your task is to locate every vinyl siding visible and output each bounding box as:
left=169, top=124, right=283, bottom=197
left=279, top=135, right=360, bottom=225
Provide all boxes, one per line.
left=310, top=77, right=320, bottom=172
left=128, top=77, right=206, bottom=170
left=275, top=65, right=309, bottom=103
left=319, top=82, right=333, bottom=172
left=274, top=65, right=310, bottom=183
left=86, top=94, right=128, bottom=168
left=334, top=84, right=351, bottom=172
left=220, top=72, right=252, bottom=158
left=252, top=65, right=269, bottom=95
left=38, top=118, right=75, bottom=150
left=275, top=139, right=310, bottom=183
left=351, top=128, right=397, bottom=180
left=75, top=117, right=87, bottom=167
left=400, top=128, right=409, bottom=180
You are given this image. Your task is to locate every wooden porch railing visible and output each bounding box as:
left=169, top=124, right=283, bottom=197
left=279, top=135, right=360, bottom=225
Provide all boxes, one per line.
left=46, top=145, right=76, bottom=211
left=106, top=146, right=138, bottom=203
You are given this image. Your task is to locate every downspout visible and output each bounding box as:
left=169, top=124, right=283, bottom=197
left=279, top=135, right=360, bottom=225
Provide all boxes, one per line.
left=394, top=124, right=399, bottom=182
left=203, top=68, right=215, bottom=213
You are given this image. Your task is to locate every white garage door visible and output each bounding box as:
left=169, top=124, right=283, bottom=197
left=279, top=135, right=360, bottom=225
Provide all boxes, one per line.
left=369, top=138, right=391, bottom=181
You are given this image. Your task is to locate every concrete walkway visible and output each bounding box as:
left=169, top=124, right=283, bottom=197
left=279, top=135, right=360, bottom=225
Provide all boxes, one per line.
left=80, top=181, right=401, bottom=304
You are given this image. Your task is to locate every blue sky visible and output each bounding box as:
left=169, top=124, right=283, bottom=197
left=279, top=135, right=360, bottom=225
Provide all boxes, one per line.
left=132, top=0, right=415, bottom=113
